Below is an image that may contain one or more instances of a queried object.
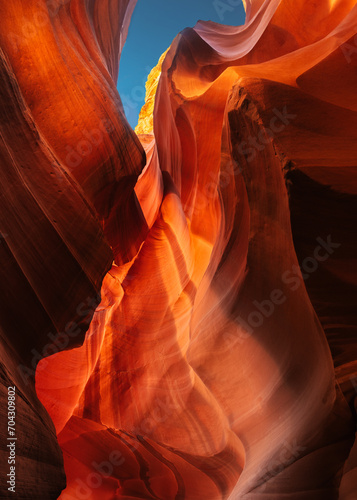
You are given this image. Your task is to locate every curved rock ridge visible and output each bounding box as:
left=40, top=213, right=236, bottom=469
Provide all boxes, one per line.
left=0, top=0, right=142, bottom=498
left=0, top=0, right=356, bottom=499
left=0, top=0, right=147, bottom=266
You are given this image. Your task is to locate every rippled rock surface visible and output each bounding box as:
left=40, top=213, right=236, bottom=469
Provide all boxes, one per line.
left=0, top=1, right=356, bottom=498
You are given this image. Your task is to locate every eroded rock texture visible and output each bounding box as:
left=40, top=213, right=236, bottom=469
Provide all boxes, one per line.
left=0, top=0, right=356, bottom=499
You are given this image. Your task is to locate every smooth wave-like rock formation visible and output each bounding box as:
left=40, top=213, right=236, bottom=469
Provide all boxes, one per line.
left=0, top=0, right=356, bottom=499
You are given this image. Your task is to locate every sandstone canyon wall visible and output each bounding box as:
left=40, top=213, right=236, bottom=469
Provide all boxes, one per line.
left=0, top=1, right=357, bottom=499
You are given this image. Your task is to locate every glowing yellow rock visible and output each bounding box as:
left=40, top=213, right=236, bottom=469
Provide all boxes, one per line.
left=135, top=49, right=168, bottom=135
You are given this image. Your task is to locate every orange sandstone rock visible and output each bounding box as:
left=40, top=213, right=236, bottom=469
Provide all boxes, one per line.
left=0, top=1, right=356, bottom=499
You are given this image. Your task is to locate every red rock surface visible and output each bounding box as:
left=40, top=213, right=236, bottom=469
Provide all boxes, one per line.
left=0, top=1, right=356, bottom=499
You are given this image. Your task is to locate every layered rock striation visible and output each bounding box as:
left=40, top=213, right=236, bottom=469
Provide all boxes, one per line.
left=0, top=1, right=356, bottom=499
